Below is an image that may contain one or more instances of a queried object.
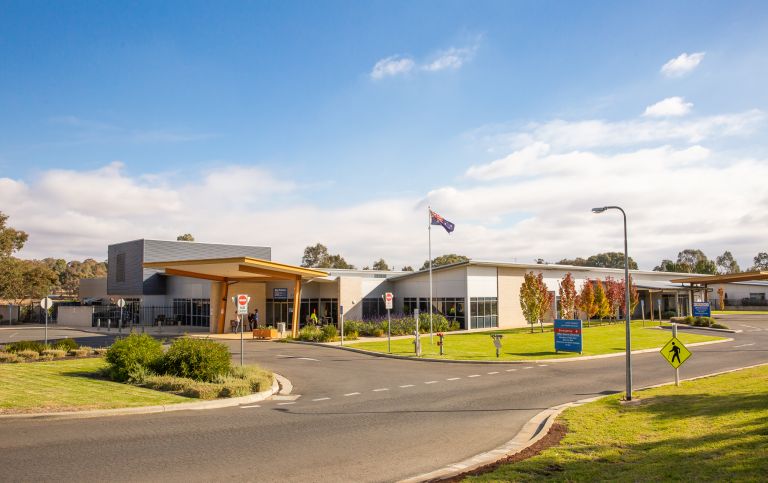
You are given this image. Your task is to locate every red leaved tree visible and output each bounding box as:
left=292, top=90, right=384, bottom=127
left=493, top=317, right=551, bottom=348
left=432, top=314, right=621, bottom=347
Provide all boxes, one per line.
left=618, top=275, right=640, bottom=318
left=559, top=273, right=577, bottom=319
left=604, top=276, right=623, bottom=322
left=577, top=278, right=597, bottom=326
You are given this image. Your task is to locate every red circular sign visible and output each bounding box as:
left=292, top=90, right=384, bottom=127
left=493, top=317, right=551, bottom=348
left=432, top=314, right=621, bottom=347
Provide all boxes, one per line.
left=385, top=293, right=393, bottom=302
left=237, top=295, right=248, bottom=306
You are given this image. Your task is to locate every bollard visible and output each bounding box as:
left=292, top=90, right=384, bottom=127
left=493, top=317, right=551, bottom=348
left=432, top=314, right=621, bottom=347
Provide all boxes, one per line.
left=437, top=332, right=444, bottom=356
left=490, top=334, right=503, bottom=358
left=97, top=318, right=101, bottom=330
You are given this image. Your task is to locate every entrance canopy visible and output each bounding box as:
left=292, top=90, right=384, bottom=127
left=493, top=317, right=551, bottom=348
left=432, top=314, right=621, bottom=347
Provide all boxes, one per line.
left=143, top=257, right=328, bottom=336
left=670, top=271, right=768, bottom=285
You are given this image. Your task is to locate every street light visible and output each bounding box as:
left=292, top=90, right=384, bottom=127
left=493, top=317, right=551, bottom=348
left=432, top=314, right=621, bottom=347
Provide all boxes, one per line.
left=592, top=205, right=633, bottom=401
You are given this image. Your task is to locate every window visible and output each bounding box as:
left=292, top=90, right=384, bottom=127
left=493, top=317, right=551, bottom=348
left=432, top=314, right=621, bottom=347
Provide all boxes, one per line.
left=403, top=298, right=418, bottom=316
left=171, top=298, right=211, bottom=327
left=470, top=297, right=498, bottom=329
left=749, top=293, right=766, bottom=301
left=362, top=298, right=386, bottom=319
left=115, top=253, right=126, bottom=283
left=267, top=298, right=339, bottom=328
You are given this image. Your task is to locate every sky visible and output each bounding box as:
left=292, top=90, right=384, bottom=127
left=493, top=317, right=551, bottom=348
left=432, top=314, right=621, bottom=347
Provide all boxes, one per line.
left=1, top=0, right=767, bottom=270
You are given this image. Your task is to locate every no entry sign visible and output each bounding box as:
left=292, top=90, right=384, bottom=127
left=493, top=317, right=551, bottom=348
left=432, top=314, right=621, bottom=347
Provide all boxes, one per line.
left=384, top=292, right=393, bottom=310
left=236, top=294, right=250, bottom=315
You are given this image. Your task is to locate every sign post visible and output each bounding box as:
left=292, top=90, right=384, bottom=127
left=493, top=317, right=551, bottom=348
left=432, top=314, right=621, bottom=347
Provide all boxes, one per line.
left=657, top=299, right=662, bottom=322
left=340, top=305, right=344, bottom=346
left=640, top=299, right=645, bottom=326
left=235, top=294, right=250, bottom=366
left=384, top=292, right=393, bottom=353
left=40, top=297, right=53, bottom=345
left=490, top=334, right=503, bottom=358
left=413, top=308, right=420, bottom=356
left=660, top=324, right=692, bottom=386
left=554, top=319, right=583, bottom=354
left=117, top=298, right=125, bottom=334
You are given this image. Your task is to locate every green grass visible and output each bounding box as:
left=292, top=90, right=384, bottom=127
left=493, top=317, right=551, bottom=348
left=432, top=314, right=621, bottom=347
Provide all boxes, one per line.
left=349, top=321, right=723, bottom=361
left=713, top=310, right=768, bottom=315
left=0, top=358, right=191, bottom=413
left=466, top=364, right=768, bottom=482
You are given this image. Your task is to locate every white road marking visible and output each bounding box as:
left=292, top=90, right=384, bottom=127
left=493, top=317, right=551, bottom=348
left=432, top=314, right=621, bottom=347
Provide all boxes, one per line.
left=468, top=374, right=481, bottom=378
left=424, top=381, right=438, bottom=384
left=505, top=368, right=517, bottom=372
left=733, top=343, right=755, bottom=348
left=298, top=357, right=319, bottom=361
left=344, top=392, right=361, bottom=397
left=240, top=404, right=261, bottom=409
left=446, top=377, right=461, bottom=381
left=9, top=332, right=18, bottom=339
left=277, top=402, right=296, bottom=406
left=399, top=384, right=415, bottom=388
left=523, top=367, right=533, bottom=370
left=312, top=397, right=331, bottom=402
left=538, top=364, right=549, bottom=367
left=372, top=388, right=389, bottom=392
left=487, top=371, right=499, bottom=375
left=275, top=355, right=319, bottom=361
left=740, top=325, right=759, bottom=329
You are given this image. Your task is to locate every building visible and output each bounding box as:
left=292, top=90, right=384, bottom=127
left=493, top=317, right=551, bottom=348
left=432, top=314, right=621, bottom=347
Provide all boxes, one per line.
left=73, top=239, right=768, bottom=334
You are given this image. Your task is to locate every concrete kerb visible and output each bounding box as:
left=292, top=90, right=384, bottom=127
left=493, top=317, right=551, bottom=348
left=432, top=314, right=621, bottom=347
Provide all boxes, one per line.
left=0, top=372, right=289, bottom=421
left=401, top=361, right=768, bottom=483
left=289, top=337, right=733, bottom=364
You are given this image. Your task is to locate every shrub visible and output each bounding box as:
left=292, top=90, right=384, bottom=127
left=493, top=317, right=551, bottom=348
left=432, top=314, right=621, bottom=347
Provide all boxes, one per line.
left=39, top=354, right=55, bottom=362
left=6, top=340, right=47, bottom=353
left=162, top=337, right=231, bottom=383
left=16, top=349, right=40, bottom=361
left=320, top=324, right=338, bottom=342
left=94, top=347, right=109, bottom=356
left=684, top=316, right=695, bottom=325
left=105, top=333, right=164, bottom=382
left=70, top=347, right=93, bottom=357
left=669, top=316, right=686, bottom=324
left=0, top=351, right=21, bottom=363
left=228, top=365, right=273, bottom=393
left=41, top=349, right=67, bottom=359
left=298, top=324, right=323, bottom=342
left=344, top=330, right=358, bottom=340
left=54, top=338, right=79, bottom=351
left=711, top=323, right=729, bottom=329
left=662, top=310, right=677, bottom=319
left=143, top=365, right=271, bottom=400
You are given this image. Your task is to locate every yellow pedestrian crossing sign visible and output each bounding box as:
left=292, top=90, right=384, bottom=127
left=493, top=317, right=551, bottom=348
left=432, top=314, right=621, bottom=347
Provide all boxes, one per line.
left=660, top=337, right=691, bottom=369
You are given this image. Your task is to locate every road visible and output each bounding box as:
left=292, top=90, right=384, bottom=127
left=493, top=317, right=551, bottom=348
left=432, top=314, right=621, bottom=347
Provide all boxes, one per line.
left=1, top=315, right=766, bottom=482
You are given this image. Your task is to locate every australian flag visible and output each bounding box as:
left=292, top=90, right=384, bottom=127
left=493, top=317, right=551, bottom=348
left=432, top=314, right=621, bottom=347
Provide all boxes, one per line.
left=430, top=209, right=455, bottom=234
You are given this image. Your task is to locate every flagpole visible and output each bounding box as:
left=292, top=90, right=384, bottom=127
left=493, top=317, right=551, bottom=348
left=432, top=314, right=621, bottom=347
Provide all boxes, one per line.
left=428, top=206, right=433, bottom=343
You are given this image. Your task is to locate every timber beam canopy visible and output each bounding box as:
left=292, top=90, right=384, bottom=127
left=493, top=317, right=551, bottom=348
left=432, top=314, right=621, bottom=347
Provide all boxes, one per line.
left=670, top=271, right=768, bottom=285
left=143, top=257, right=328, bottom=334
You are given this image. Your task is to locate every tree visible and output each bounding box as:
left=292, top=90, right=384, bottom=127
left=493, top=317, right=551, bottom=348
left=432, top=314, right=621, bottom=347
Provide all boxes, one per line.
left=401, top=266, right=414, bottom=271
left=372, top=259, right=389, bottom=271
left=558, top=252, right=638, bottom=270
left=717, top=287, right=725, bottom=310
left=618, top=275, right=640, bottom=318
left=0, top=212, right=28, bottom=259
left=716, top=251, right=741, bottom=274
left=519, top=272, right=551, bottom=333
left=176, top=234, right=195, bottom=242
left=603, top=277, right=623, bottom=320
left=593, top=280, right=611, bottom=320
left=0, top=258, right=57, bottom=304
left=420, top=254, right=469, bottom=271
left=751, top=252, right=768, bottom=271
left=300, top=243, right=355, bottom=269
left=654, top=249, right=716, bottom=274
left=558, top=273, right=577, bottom=319
left=576, top=279, right=597, bottom=326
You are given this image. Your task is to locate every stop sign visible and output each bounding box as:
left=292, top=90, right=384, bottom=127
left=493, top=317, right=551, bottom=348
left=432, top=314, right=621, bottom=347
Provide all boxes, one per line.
left=384, top=292, right=393, bottom=310
left=385, top=293, right=393, bottom=302
left=237, top=294, right=248, bottom=307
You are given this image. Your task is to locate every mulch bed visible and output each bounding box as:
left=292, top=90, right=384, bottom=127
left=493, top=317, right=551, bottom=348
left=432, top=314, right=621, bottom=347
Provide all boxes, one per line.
left=438, top=422, right=567, bottom=482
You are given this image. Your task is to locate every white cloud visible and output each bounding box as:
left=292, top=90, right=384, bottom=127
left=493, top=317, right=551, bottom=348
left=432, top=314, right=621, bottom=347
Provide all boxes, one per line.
left=643, top=96, right=693, bottom=117
left=469, top=109, right=764, bottom=151
left=370, top=56, right=415, bottom=79
left=661, top=52, right=705, bottom=77
left=422, top=46, right=476, bottom=72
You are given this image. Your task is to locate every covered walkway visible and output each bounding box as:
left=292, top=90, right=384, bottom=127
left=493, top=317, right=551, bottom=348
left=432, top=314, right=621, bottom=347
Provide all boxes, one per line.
left=143, top=257, right=328, bottom=337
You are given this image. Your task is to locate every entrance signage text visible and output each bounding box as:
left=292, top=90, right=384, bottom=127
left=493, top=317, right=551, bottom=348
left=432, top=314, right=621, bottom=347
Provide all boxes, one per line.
left=554, top=319, right=583, bottom=354
left=692, top=302, right=711, bottom=317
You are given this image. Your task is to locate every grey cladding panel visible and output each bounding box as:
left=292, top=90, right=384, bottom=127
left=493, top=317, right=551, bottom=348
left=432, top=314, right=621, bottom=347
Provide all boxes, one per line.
left=107, top=240, right=144, bottom=295
left=143, top=240, right=271, bottom=262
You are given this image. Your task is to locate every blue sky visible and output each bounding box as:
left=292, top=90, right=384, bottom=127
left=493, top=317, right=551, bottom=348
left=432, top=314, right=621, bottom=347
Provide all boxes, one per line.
left=1, top=1, right=767, bottom=269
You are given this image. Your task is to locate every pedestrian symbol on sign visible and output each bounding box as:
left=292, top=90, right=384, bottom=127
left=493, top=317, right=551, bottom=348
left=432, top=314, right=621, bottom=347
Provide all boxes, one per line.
left=660, top=337, right=691, bottom=369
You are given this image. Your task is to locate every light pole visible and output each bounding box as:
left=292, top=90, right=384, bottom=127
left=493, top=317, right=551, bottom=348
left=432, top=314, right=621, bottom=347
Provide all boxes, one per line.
left=592, top=206, right=633, bottom=401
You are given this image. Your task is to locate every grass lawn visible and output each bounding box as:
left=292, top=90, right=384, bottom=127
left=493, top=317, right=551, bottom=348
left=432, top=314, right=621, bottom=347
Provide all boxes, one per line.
left=713, top=310, right=768, bottom=315
left=349, top=322, right=723, bottom=361
left=466, top=364, right=768, bottom=482
left=0, top=358, right=191, bottom=413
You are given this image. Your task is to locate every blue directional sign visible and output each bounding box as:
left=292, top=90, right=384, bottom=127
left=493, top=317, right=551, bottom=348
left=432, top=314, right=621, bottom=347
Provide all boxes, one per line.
left=273, top=288, right=288, bottom=300
left=692, top=302, right=711, bottom=317
left=554, top=319, right=583, bottom=354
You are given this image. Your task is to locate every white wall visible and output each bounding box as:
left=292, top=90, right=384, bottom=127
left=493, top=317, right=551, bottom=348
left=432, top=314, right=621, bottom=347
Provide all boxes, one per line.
left=467, top=265, right=498, bottom=297
left=58, top=306, right=95, bottom=327
left=394, top=266, right=468, bottom=299
left=165, top=276, right=212, bottom=300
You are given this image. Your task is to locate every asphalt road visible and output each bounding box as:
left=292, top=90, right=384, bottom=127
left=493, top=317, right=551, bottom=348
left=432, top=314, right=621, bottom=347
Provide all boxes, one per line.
left=1, top=315, right=766, bottom=482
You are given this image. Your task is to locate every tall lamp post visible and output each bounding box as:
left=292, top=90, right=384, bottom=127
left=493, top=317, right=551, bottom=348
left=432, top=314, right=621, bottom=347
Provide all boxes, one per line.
left=592, top=206, right=633, bottom=401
